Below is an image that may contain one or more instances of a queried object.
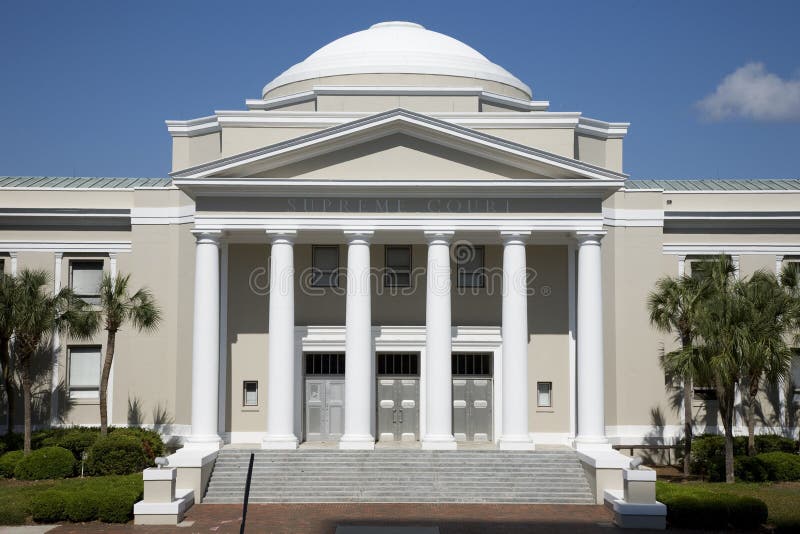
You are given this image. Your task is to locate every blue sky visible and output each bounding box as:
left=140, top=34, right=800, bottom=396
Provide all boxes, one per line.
left=1, top=0, right=798, bottom=180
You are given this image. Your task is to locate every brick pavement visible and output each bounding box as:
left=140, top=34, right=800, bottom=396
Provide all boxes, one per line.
left=45, top=503, right=636, bottom=533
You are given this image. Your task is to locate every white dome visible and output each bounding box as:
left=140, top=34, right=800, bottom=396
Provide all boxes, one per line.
left=262, top=21, right=531, bottom=98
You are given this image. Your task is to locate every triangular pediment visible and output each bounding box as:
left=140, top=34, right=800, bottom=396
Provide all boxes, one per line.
left=171, top=109, right=627, bottom=182
left=249, top=133, right=544, bottom=180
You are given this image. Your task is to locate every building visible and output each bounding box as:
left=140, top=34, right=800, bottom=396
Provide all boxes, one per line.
left=2, top=21, right=798, bottom=452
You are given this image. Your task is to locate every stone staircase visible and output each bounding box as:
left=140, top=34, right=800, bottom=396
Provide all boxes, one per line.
left=203, top=448, right=595, bottom=504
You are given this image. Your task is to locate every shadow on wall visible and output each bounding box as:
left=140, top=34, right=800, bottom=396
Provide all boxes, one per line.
left=127, top=395, right=182, bottom=451
left=1, top=340, right=75, bottom=429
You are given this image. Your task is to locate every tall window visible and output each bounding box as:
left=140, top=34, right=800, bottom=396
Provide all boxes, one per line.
left=68, top=346, right=101, bottom=399
left=456, top=245, right=485, bottom=288
left=311, top=246, right=339, bottom=287
left=384, top=245, right=412, bottom=288
left=70, top=260, right=103, bottom=305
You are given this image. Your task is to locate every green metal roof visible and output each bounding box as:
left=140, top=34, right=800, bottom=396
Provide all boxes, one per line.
left=626, top=179, right=800, bottom=191
left=0, top=176, right=172, bottom=189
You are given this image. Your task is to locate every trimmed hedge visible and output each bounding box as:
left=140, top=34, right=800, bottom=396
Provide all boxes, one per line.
left=26, top=478, right=141, bottom=524
left=0, top=427, right=165, bottom=462
left=109, top=427, right=164, bottom=461
left=14, top=447, right=76, bottom=480
left=758, top=452, right=800, bottom=481
left=657, top=482, right=768, bottom=529
left=63, top=491, right=101, bottom=523
left=86, top=434, right=148, bottom=476
left=0, top=450, right=24, bottom=478
left=42, top=427, right=99, bottom=460
left=686, top=434, right=799, bottom=481
left=31, top=491, right=66, bottom=523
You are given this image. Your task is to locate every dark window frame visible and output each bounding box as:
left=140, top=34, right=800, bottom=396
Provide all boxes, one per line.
left=384, top=245, right=412, bottom=288
left=456, top=245, right=486, bottom=288
left=537, top=381, right=553, bottom=408
left=243, top=381, right=258, bottom=406
left=311, top=245, right=340, bottom=288
left=69, top=259, right=104, bottom=305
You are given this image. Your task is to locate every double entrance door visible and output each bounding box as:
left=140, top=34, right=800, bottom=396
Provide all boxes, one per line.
left=303, top=351, right=493, bottom=443
left=376, top=352, right=420, bottom=442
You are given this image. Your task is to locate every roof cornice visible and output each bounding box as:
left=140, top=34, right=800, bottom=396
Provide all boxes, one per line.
left=170, top=108, right=628, bottom=182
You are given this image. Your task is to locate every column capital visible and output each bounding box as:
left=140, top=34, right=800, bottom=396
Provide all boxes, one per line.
left=424, top=230, right=455, bottom=245
left=343, top=230, right=374, bottom=245
left=575, top=231, right=606, bottom=246
left=54, top=252, right=63, bottom=260
left=266, top=229, right=297, bottom=245
left=500, top=230, right=532, bottom=245
left=191, top=229, right=222, bottom=245
left=8, top=251, right=17, bottom=258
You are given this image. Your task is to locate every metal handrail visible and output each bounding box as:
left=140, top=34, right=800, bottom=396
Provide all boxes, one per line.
left=239, top=452, right=255, bottom=534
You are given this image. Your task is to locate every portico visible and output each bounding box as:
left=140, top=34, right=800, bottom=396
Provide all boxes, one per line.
left=184, top=219, right=610, bottom=451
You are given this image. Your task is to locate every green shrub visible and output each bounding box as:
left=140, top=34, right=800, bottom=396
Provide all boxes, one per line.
left=0, top=450, right=24, bottom=478
left=0, top=504, right=28, bottom=525
left=755, top=434, right=798, bottom=454
left=110, top=427, right=164, bottom=460
left=734, top=455, right=768, bottom=482
left=51, top=428, right=100, bottom=460
left=86, top=434, right=148, bottom=475
left=757, top=452, right=800, bottom=481
left=63, top=491, right=100, bottom=523
left=30, top=491, right=66, bottom=523
left=97, top=491, right=136, bottom=523
left=0, top=433, right=23, bottom=452
left=657, top=482, right=768, bottom=529
left=14, top=446, right=76, bottom=480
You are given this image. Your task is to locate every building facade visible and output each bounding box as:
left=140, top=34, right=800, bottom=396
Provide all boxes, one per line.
left=2, top=22, right=798, bottom=450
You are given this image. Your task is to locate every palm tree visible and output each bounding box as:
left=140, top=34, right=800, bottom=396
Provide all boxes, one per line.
left=95, top=273, right=161, bottom=435
left=647, top=274, right=707, bottom=475
left=691, top=255, right=741, bottom=483
left=0, top=274, right=18, bottom=434
left=13, top=269, right=97, bottom=454
left=736, top=271, right=796, bottom=455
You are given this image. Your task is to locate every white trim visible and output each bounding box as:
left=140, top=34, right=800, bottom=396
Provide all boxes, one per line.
left=164, top=116, right=220, bottom=137
left=602, top=208, right=664, bottom=227
left=194, top=216, right=605, bottom=234
left=218, top=242, right=229, bottom=436
left=0, top=241, right=132, bottom=253
left=576, top=117, right=630, bottom=140
left=9, top=252, right=17, bottom=276
left=131, top=206, right=195, bottom=225
left=664, top=243, right=800, bottom=255
left=529, top=432, right=572, bottom=445
left=50, top=253, right=63, bottom=426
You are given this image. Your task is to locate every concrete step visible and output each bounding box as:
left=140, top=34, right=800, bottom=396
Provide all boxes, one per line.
left=203, top=448, right=594, bottom=504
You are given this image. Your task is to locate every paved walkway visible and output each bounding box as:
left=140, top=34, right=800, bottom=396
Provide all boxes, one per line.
left=43, top=503, right=641, bottom=533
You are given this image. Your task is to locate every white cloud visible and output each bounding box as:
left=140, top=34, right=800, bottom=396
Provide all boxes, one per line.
left=697, top=62, right=800, bottom=122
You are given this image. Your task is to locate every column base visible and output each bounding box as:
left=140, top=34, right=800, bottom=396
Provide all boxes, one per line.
left=498, top=435, right=535, bottom=451
left=421, top=435, right=457, bottom=450
left=338, top=435, right=376, bottom=450
left=261, top=434, right=298, bottom=450
left=574, top=435, right=612, bottom=452
left=183, top=434, right=223, bottom=451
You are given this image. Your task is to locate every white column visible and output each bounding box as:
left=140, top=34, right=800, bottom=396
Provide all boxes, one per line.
left=340, top=231, right=375, bottom=449
left=499, top=231, right=535, bottom=450
left=422, top=230, right=457, bottom=450
left=218, top=242, right=229, bottom=439
left=568, top=242, right=577, bottom=440
left=575, top=232, right=609, bottom=450
left=9, top=252, right=17, bottom=276
left=50, top=253, right=63, bottom=426
left=186, top=231, right=223, bottom=449
left=262, top=230, right=299, bottom=449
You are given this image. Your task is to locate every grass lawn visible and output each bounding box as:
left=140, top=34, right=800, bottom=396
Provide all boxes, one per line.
left=0, top=473, right=142, bottom=525
left=657, top=480, right=800, bottom=532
